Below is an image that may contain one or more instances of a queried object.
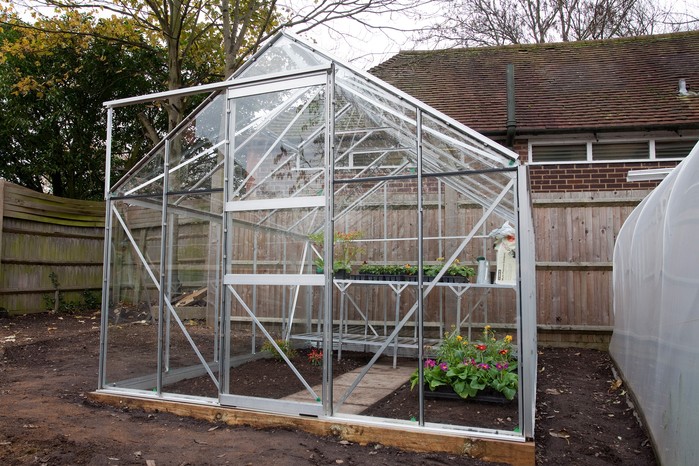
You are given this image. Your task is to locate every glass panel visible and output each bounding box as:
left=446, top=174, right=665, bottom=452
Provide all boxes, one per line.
left=224, top=209, right=324, bottom=404
left=593, top=142, right=648, bottom=160
left=225, top=282, right=323, bottom=404
left=335, top=68, right=418, bottom=155
left=159, top=192, right=223, bottom=398
left=332, top=177, right=419, bottom=421
left=421, top=177, right=520, bottom=433
left=237, top=36, right=331, bottom=79
left=230, top=85, right=325, bottom=200
left=104, top=199, right=162, bottom=388
left=168, top=94, right=227, bottom=193
left=114, top=146, right=165, bottom=197
left=422, top=115, right=516, bottom=223
left=655, top=139, right=697, bottom=158
left=531, top=144, right=587, bottom=162
left=229, top=208, right=322, bottom=276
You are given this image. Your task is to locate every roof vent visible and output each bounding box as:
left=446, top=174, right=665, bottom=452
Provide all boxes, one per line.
left=679, top=79, right=689, bottom=95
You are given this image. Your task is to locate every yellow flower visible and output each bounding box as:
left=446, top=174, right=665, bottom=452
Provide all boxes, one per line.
left=462, top=341, right=468, bottom=345
left=436, top=257, right=444, bottom=262
left=454, top=258, right=460, bottom=264
left=456, top=335, right=463, bottom=341
left=485, top=325, right=491, bottom=331
left=505, top=335, right=513, bottom=343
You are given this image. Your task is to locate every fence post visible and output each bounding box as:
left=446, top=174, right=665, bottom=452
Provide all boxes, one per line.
left=0, top=179, right=5, bottom=272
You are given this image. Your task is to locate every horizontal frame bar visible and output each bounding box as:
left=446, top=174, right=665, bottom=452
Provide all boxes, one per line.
left=225, top=196, right=325, bottom=212
left=224, top=274, right=324, bottom=286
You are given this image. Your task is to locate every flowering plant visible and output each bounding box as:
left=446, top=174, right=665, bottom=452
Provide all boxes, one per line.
left=410, top=326, right=518, bottom=400
left=307, top=348, right=323, bottom=366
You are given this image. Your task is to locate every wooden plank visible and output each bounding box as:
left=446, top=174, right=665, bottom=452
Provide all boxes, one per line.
left=88, top=392, right=535, bottom=466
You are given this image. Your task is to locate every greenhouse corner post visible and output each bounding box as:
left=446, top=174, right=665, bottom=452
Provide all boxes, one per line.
left=220, top=94, right=234, bottom=395
left=416, top=108, right=425, bottom=426
left=156, top=139, right=171, bottom=396
left=322, top=64, right=336, bottom=416
left=517, top=165, right=537, bottom=439
left=98, top=107, right=114, bottom=389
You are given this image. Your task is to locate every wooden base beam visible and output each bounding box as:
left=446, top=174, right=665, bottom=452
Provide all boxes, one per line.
left=88, top=392, right=534, bottom=466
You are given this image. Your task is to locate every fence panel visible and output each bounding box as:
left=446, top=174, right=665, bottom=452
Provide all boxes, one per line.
left=0, top=181, right=104, bottom=314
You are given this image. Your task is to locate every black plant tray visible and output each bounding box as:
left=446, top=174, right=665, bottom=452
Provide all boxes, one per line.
left=423, top=385, right=514, bottom=404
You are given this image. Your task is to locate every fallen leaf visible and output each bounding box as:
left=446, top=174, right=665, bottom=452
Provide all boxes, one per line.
left=23, top=424, right=38, bottom=429
left=207, top=426, right=219, bottom=432
left=47, top=327, right=57, bottom=332
left=545, top=388, right=562, bottom=395
left=549, top=429, right=571, bottom=444
left=339, top=440, right=350, bottom=445
left=609, top=379, right=623, bottom=392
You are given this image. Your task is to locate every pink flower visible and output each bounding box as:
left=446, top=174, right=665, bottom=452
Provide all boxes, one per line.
left=424, top=359, right=436, bottom=368
left=439, top=362, right=448, bottom=371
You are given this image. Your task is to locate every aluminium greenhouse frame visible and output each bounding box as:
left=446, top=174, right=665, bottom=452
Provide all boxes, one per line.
left=97, top=31, right=538, bottom=446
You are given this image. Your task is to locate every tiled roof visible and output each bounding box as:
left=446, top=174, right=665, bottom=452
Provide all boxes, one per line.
left=370, top=31, right=699, bottom=135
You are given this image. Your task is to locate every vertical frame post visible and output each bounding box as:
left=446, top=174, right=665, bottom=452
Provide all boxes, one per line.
left=98, top=107, right=114, bottom=389
left=516, top=165, right=538, bottom=439
left=156, top=139, right=171, bottom=395
left=220, top=94, right=234, bottom=395
left=416, top=108, right=425, bottom=426
left=322, top=64, right=335, bottom=416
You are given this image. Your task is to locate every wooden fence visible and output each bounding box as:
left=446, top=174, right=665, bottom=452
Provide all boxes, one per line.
left=0, top=180, right=105, bottom=315
left=0, top=178, right=650, bottom=347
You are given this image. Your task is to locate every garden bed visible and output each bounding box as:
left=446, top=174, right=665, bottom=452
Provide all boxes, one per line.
left=0, top=311, right=658, bottom=465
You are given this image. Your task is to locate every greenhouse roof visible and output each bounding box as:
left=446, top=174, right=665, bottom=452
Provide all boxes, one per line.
left=108, top=31, right=522, bottom=222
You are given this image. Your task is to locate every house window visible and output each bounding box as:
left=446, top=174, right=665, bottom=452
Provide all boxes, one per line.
left=655, top=140, right=697, bottom=158
left=530, top=138, right=697, bottom=164
left=593, top=142, right=648, bottom=160
left=531, top=144, right=587, bottom=163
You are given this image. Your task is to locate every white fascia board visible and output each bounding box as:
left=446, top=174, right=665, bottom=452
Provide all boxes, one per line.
left=626, top=168, right=674, bottom=182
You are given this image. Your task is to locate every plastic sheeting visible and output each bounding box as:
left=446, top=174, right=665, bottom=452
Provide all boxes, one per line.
left=610, top=142, right=699, bottom=466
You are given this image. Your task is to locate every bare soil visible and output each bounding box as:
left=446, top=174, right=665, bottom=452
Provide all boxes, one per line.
left=0, top=311, right=657, bottom=465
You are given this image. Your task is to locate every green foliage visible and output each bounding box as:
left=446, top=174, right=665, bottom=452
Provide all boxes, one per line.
left=261, top=338, right=297, bottom=361
left=42, top=271, right=100, bottom=313
left=410, top=326, right=518, bottom=400
left=357, top=260, right=476, bottom=279
left=0, top=12, right=168, bottom=199
left=309, top=230, right=364, bottom=274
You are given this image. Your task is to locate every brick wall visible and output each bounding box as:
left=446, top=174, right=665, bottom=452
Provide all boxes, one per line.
left=527, top=161, right=679, bottom=193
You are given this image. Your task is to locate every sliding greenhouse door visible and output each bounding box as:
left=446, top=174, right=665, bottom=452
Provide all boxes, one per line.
left=219, top=73, right=331, bottom=415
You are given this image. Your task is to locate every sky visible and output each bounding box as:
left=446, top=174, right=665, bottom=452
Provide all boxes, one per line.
left=287, top=2, right=439, bottom=70
left=289, top=0, right=699, bottom=70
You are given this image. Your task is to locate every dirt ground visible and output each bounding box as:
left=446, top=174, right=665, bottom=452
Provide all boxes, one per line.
left=0, top=311, right=657, bottom=465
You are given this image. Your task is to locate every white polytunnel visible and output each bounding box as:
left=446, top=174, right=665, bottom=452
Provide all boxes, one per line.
left=96, top=31, right=538, bottom=448
left=611, top=142, right=699, bottom=466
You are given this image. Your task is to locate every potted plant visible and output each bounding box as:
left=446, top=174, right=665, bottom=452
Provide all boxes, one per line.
left=410, top=325, right=518, bottom=402
left=444, top=259, right=476, bottom=283
left=309, top=230, right=364, bottom=277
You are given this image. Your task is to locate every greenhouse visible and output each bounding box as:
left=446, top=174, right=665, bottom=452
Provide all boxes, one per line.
left=97, top=31, right=537, bottom=453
